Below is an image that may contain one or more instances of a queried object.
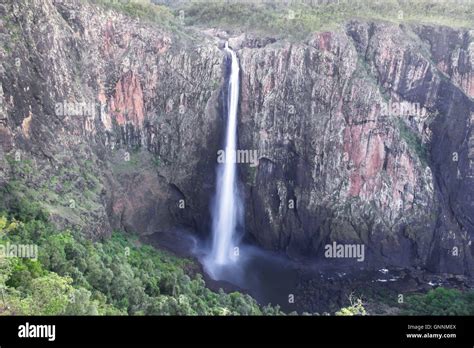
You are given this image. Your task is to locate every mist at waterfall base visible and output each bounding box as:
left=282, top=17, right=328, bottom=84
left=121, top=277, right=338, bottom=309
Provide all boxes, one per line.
left=200, top=241, right=299, bottom=311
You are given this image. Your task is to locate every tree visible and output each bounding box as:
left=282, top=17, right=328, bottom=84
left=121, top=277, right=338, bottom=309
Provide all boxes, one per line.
left=65, top=287, right=99, bottom=315
left=336, top=294, right=367, bottom=316
left=26, top=273, right=74, bottom=315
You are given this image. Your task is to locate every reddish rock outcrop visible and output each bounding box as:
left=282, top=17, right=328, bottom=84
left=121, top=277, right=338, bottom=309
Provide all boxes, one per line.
left=109, top=71, right=145, bottom=128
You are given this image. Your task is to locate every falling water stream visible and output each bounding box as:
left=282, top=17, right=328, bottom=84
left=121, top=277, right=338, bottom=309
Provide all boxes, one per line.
left=205, top=42, right=243, bottom=277
left=199, top=43, right=303, bottom=312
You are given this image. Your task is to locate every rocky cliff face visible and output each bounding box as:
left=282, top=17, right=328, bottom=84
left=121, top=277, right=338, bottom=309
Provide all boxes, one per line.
left=238, top=23, right=474, bottom=274
left=0, top=0, right=473, bottom=275
left=0, top=0, right=223, bottom=239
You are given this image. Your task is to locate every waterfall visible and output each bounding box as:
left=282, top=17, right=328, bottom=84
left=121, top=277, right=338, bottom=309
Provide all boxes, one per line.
left=207, top=42, right=243, bottom=272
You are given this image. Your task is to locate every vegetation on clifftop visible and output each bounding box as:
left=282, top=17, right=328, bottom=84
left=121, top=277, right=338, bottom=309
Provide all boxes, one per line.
left=178, top=0, right=472, bottom=38
left=82, top=0, right=473, bottom=40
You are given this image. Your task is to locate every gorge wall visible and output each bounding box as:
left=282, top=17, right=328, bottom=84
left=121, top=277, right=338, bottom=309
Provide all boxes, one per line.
left=0, top=0, right=473, bottom=276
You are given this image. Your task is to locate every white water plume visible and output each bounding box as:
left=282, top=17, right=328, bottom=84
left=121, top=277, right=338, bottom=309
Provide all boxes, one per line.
left=205, top=42, right=243, bottom=277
